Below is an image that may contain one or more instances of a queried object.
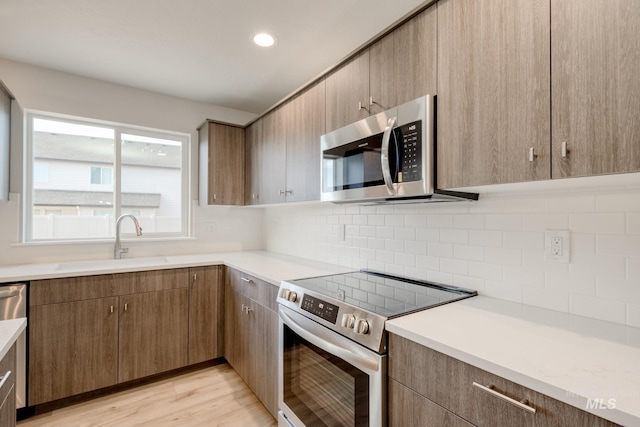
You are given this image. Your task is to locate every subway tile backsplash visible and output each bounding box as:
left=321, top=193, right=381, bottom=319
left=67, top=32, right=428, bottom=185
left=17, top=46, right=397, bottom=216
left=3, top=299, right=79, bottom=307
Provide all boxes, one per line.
left=265, top=182, right=640, bottom=328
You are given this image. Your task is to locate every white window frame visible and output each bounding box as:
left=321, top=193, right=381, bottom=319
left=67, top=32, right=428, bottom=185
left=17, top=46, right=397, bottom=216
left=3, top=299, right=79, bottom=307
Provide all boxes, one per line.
left=24, top=110, right=191, bottom=242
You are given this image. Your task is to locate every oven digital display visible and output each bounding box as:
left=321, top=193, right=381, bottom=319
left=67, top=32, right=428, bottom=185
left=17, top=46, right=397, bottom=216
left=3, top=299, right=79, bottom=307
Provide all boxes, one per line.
left=301, top=294, right=339, bottom=324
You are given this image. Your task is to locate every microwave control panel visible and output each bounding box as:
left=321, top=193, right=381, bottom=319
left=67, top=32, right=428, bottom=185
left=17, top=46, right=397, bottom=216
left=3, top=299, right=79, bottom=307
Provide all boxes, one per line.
left=397, top=120, right=422, bottom=183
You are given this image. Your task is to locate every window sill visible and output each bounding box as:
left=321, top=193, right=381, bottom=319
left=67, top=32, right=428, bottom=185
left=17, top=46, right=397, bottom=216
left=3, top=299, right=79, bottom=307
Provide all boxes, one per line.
left=12, top=236, right=196, bottom=247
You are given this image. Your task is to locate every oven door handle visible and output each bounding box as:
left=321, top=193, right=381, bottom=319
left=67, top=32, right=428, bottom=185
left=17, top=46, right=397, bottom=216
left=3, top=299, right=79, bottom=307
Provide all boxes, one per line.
left=280, top=308, right=381, bottom=373
left=380, top=116, right=397, bottom=196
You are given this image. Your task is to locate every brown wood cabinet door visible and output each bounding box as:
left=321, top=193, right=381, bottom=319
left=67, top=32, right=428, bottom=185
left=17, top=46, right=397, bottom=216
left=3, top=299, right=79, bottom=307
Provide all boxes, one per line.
left=286, top=80, right=326, bottom=202
left=551, top=0, right=640, bottom=178
left=394, top=6, right=437, bottom=107
left=389, top=379, right=473, bottom=427
left=199, top=121, right=244, bottom=205
left=29, top=297, right=119, bottom=405
left=260, top=107, right=287, bottom=204
left=188, top=266, right=224, bottom=364
left=224, top=287, right=249, bottom=380
left=369, top=31, right=397, bottom=115
left=251, top=304, right=278, bottom=418
left=325, top=52, right=370, bottom=132
left=437, top=0, right=551, bottom=188
left=244, top=119, right=263, bottom=205
left=119, top=288, right=188, bottom=382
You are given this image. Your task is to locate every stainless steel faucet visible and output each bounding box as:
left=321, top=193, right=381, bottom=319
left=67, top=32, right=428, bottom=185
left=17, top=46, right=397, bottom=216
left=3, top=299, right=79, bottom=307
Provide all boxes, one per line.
left=114, top=214, right=143, bottom=259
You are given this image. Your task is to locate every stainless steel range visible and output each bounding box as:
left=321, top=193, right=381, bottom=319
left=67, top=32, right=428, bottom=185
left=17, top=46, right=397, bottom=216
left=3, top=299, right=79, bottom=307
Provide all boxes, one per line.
left=277, top=270, right=477, bottom=427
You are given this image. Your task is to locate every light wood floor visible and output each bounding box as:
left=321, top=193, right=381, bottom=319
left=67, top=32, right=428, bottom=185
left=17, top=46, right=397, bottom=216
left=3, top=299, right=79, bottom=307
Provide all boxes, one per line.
left=18, top=363, right=277, bottom=427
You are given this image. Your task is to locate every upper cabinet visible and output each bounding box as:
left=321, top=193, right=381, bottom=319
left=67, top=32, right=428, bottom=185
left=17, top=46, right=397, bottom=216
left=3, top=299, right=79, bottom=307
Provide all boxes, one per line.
left=325, top=52, right=370, bottom=132
left=370, top=6, right=437, bottom=115
left=551, top=0, right=640, bottom=178
left=244, top=119, right=263, bottom=205
left=245, top=79, right=326, bottom=205
left=0, top=82, right=13, bottom=202
left=285, top=80, right=326, bottom=202
left=198, top=120, right=244, bottom=206
left=326, top=6, right=438, bottom=132
left=259, top=104, right=287, bottom=204
left=437, top=0, right=551, bottom=188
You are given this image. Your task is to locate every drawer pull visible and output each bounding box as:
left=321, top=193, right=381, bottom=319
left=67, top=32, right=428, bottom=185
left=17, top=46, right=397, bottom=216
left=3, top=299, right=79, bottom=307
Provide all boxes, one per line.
left=472, top=382, right=536, bottom=414
left=240, top=277, right=253, bottom=284
left=0, top=371, right=11, bottom=389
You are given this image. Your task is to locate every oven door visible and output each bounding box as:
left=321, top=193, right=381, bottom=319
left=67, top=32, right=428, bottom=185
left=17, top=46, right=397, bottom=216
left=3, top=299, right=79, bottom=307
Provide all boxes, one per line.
left=278, top=306, right=386, bottom=427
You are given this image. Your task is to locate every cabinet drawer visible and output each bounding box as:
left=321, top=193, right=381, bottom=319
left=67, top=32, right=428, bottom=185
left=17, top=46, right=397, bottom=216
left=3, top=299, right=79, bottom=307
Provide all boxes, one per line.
left=226, top=268, right=278, bottom=311
left=31, top=274, right=121, bottom=306
left=389, top=378, right=472, bottom=427
left=388, top=334, right=620, bottom=427
left=0, top=343, right=16, bottom=410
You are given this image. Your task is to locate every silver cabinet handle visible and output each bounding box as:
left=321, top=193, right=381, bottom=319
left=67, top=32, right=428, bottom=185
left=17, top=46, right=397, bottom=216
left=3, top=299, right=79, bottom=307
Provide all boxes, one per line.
left=528, top=147, right=538, bottom=162
left=561, top=141, right=569, bottom=158
left=193, top=273, right=198, bottom=281
left=110, top=305, right=114, bottom=314
left=279, top=190, right=292, bottom=195
left=0, top=371, right=11, bottom=389
left=124, top=303, right=128, bottom=312
left=472, top=382, right=536, bottom=414
left=381, top=116, right=398, bottom=195
left=240, top=277, right=253, bottom=284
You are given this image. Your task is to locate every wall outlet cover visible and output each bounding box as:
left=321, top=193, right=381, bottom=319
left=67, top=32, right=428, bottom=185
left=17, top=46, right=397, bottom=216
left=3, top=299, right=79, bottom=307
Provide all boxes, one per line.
left=545, top=229, right=570, bottom=263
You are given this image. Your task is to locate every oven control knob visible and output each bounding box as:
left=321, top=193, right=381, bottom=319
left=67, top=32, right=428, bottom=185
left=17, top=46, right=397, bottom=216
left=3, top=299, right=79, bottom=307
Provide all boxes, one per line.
left=354, top=319, right=370, bottom=335
left=341, top=313, right=356, bottom=329
left=279, top=289, right=291, bottom=300
left=287, top=291, right=298, bottom=303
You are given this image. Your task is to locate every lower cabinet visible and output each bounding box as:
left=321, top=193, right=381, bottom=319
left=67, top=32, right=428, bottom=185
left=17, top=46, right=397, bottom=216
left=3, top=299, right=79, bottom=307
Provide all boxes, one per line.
left=0, top=344, right=17, bottom=427
left=118, top=288, right=188, bottom=382
left=224, top=268, right=278, bottom=418
left=188, top=266, right=224, bottom=364
left=388, top=333, right=620, bottom=427
left=29, top=297, right=119, bottom=404
left=29, top=267, right=222, bottom=406
left=389, top=379, right=472, bottom=427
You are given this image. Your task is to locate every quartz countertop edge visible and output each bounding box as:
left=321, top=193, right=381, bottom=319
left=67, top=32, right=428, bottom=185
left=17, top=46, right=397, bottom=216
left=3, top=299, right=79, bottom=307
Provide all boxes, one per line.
left=386, top=296, right=640, bottom=427
left=0, top=318, right=27, bottom=361
left=0, top=251, right=352, bottom=284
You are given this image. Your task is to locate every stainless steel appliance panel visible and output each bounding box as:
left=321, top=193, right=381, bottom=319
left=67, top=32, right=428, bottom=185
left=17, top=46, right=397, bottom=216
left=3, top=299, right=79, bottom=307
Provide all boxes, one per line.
left=278, top=306, right=386, bottom=427
left=0, top=283, right=26, bottom=410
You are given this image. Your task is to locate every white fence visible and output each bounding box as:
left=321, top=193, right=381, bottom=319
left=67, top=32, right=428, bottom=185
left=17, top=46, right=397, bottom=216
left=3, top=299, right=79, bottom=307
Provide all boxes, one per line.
left=32, top=215, right=181, bottom=239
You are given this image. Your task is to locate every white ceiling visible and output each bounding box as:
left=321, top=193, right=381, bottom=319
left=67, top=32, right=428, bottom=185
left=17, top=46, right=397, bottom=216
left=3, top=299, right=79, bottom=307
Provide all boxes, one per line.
left=0, top=0, right=428, bottom=114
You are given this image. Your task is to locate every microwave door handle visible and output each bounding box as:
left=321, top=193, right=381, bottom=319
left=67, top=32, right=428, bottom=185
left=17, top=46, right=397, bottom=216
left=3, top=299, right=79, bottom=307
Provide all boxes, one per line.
left=381, top=116, right=397, bottom=196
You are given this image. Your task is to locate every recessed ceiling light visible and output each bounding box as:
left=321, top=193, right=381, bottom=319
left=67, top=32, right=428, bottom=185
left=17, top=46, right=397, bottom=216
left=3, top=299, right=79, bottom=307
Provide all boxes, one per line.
left=253, top=32, right=277, bottom=48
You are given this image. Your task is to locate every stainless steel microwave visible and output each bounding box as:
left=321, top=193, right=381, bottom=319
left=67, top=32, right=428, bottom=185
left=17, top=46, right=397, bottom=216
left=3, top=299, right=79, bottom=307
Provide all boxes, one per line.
left=320, top=95, right=477, bottom=204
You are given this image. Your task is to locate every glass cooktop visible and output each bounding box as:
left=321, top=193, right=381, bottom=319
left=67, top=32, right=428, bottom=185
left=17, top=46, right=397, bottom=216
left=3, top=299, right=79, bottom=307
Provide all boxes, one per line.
left=285, top=270, right=477, bottom=319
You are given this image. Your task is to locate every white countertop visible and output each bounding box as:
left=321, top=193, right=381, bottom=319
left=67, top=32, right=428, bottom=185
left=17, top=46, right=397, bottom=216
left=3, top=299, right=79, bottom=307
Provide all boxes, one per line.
left=0, top=251, right=350, bottom=285
left=0, top=318, right=26, bottom=361
left=386, top=296, right=640, bottom=427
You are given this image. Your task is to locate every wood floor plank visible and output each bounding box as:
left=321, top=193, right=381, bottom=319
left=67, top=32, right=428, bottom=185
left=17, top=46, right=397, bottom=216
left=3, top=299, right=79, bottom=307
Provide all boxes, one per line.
left=18, top=363, right=277, bottom=427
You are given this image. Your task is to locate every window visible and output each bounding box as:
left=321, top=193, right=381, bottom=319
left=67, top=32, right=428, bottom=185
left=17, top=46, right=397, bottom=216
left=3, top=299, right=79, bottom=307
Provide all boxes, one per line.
left=90, top=166, right=112, bottom=185
left=25, top=112, right=189, bottom=241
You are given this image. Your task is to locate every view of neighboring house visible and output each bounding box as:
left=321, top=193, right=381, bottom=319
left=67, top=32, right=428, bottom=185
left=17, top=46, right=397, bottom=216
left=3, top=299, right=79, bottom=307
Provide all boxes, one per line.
left=31, top=122, right=183, bottom=239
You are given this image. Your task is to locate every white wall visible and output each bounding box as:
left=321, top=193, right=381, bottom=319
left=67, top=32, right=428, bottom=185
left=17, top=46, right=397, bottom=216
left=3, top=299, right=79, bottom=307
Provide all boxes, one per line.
left=264, top=174, right=640, bottom=328
left=0, top=59, right=263, bottom=264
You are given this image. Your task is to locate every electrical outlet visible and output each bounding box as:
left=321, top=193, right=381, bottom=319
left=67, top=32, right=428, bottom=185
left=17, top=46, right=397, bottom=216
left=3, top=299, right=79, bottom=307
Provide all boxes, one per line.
left=545, top=230, right=570, bottom=263
left=551, top=236, right=563, bottom=256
